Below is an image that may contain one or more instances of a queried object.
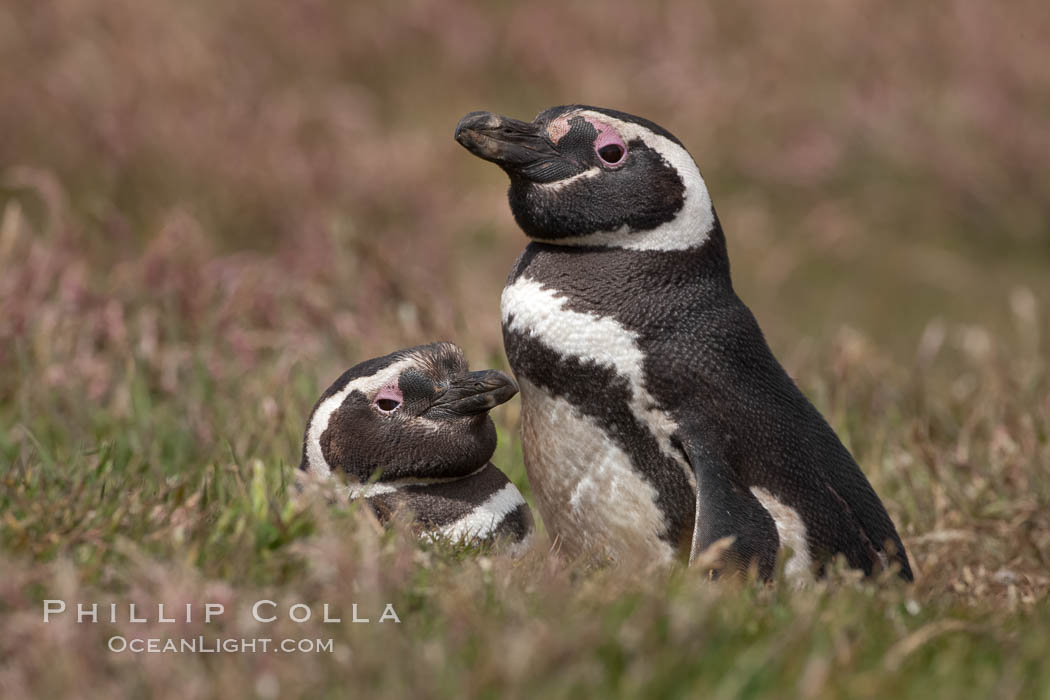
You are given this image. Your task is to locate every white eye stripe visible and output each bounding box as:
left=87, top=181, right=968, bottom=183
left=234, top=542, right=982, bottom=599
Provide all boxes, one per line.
left=305, top=356, right=419, bottom=478
left=533, top=166, right=601, bottom=191
left=533, top=110, right=715, bottom=252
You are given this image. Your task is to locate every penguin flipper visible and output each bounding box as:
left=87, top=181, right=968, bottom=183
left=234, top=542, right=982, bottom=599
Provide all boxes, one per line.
left=677, top=432, right=779, bottom=580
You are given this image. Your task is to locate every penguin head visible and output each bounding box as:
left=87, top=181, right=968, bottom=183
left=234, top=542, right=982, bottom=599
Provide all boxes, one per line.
left=455, top=105, right=717, bottom=251
left=300, top=342, right=518, bottom=484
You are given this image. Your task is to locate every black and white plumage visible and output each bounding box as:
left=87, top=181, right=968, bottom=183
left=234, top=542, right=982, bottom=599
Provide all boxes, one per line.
left=455, top=105, right=912, bottom=581
left=299, top=342, right=533, bottom=548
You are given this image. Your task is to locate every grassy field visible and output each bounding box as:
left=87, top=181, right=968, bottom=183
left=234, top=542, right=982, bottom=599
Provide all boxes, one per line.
left=2, top=1, right=1049, bottom=697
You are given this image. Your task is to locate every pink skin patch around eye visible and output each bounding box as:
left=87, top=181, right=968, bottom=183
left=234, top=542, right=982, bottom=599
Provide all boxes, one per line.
left=585, top=116, right=627, bottom=165
left=548, top=113, right=627, bottom=166
left=374, top=383, right=403, bottom=410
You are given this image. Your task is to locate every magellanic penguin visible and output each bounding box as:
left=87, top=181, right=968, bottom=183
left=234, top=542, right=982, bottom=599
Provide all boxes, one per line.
left=455, top=105, right=912, bottom=582
left=299, top=342, right=533, bottom=550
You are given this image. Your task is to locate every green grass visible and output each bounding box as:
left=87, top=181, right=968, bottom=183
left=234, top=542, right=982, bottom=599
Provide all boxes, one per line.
left=2, top=437, right=1049, bottom=698
left=2, top=1, right=1049, bottom=697
left=2, top=202, right=1048, bottom=700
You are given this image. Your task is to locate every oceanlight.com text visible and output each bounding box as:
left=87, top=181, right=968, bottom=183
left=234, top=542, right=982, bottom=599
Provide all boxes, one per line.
left=107, top=636, right=335, bottom=654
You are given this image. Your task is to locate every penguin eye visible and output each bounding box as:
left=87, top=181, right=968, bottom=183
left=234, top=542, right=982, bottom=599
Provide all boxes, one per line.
left=374, top=384, right=403, bottom=413
left=597, top=144, right=624, bottom=164
left=594, top=132, right=627, bottom=166
left=375, top=398, right=400, bottom=412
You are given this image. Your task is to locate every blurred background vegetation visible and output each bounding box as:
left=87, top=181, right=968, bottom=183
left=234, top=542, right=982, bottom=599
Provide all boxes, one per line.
left=3, top=0, right=1048, bottom=495
left=1, top=1, right=1048, bottom=697
left=3, top=0, right=1047, bottom=459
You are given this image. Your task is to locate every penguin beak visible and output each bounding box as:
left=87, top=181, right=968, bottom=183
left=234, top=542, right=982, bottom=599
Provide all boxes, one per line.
left=428, top=369, right=519, bottom=417
left=455, top=111, right=572, bottom=183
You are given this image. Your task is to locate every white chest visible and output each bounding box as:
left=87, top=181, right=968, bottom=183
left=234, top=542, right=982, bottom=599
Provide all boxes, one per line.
left=501, top=275, right=819, bottom=580
left=517, top=377, right=676, bottom=563
left=501, top=276, right=695, bottom=563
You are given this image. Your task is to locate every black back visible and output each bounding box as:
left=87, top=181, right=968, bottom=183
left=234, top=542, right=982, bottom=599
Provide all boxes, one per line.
left=505, top=221, right=912, bottom=579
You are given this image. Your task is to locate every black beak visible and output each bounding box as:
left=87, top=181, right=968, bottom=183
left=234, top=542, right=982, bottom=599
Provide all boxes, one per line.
left=429, top=369, right=518, bottom=417
left=455, top=111, right=571, bottom=183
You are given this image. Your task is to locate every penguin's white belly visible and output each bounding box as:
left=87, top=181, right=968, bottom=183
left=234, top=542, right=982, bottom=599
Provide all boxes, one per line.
left=518, top=377, right=677, bottom=564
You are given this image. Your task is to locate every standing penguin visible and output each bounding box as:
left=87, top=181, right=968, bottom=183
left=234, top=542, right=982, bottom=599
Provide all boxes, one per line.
left=455, top=105, right=912, bottom=581
left=300, top=342, right=533, bottom=549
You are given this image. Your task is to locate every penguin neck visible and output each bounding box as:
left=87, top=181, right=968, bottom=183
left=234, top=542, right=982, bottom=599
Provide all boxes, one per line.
left=345, top=461, right=492, bottom=499
left=692, top=213, right=732, bottom=280
left=518, top=213, right=733, bottom=289
left=526, top=205, right=718, bottom=254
